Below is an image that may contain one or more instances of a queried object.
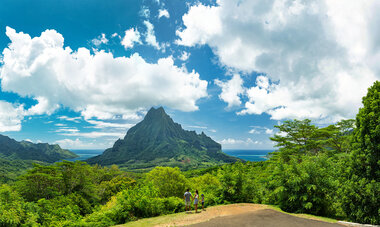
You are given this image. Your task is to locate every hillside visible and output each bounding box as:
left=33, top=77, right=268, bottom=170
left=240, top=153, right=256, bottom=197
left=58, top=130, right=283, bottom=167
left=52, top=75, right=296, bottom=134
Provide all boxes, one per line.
left=0, top=134, right=78, bottom=162
left=87, top=107, right=240, bottom=170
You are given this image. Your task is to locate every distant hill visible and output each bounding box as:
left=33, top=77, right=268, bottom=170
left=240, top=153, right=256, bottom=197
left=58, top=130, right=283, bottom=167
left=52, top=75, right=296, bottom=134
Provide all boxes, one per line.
left=87, top=107, right=241, bottom=170
left=0, top=134, right=78, bottom=162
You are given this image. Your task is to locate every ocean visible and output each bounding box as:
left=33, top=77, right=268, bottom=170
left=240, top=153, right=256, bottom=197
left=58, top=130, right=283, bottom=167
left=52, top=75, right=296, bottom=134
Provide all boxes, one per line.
left=223, top=149, right=273, bottom=162
left=68, top=149, right=273, bottom=162
left=68, top=149, right=104, bottom=161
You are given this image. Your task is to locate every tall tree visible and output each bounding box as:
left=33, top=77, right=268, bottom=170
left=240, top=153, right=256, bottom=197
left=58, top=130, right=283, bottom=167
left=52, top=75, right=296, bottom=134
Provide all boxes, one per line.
left=352, top=81, right=380, bottom=180
left=270, top=119, right=323, bottom=161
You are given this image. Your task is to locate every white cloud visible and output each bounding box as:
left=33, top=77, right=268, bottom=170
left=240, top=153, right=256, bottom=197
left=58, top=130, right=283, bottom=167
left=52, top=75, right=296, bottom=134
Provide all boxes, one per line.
left=121, top=28, right=141, bottom=49
left=265, top=128, right=274, bottom=135
left=179, top=51, right=190, bottom=61
left=55, top=138, right=97, bottom=149
left=0, top=101, right=24, bottom=132
left=60, top=131, right=125, bottom=138
left=55, top=127, right=79, bottom=133
left=220, top=138, right=260, bottom=145
left=91, top=33, right=108, bottom=46
left=144, top=21, right=160, bottom=49
left=111, top=33, right=118, bottom=38
left=57, top=116, right=82, bottom=123
left=248, top=126, right=274, bottom=135
left=215, top=74, right=244, bottom=108
left=158, top=9, right=170, bottom=19
left=248, top=129, right=259, bottom=134
left=177, top=0, right=380, bottom=122
left=54, top=123, right=66, bottom=127
left=0, top=27, right=208, bottom=125
left=176, top=4, right=222, bottom=46
left=87, top=119, right=134, bottom=129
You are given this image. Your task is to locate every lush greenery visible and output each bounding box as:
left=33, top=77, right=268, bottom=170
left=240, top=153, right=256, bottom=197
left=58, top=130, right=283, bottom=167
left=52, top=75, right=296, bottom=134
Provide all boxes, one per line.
left=0, top=82, right=379, bottom=226
left=0, top=158, right=47, bottom=184
left=87, top=107, right=240, bottom=171
left=0, top=134, right=78, bottom=162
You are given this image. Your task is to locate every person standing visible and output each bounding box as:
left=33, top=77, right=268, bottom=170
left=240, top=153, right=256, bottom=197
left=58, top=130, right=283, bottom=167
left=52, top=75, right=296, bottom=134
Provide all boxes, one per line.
left=184, top=188, right=193, bottom=212
left=193, top=190, right=199, bottom=213
left=201, top=194, right=205, bottom=211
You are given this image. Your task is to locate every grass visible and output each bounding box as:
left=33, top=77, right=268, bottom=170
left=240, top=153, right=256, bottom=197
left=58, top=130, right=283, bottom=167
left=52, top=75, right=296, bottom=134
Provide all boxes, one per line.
left=114, top=203, right=339, bottom=227
left=266, top=205, right=339, bottom=223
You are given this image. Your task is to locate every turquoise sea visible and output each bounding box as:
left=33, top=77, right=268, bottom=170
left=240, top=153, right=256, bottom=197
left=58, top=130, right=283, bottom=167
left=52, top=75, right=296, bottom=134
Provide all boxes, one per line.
left=68, top=149, right=273, bottom=162
left=223, top=149, right=273, bottom=161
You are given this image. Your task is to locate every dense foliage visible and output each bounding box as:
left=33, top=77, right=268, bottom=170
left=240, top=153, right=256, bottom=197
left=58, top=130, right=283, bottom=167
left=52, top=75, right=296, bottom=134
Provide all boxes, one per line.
left=0, top=82, right=379, bottom=226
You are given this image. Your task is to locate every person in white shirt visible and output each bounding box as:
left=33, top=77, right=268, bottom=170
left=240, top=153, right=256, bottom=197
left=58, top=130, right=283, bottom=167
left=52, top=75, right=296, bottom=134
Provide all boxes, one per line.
left=184, top=188, right=193, bottom=212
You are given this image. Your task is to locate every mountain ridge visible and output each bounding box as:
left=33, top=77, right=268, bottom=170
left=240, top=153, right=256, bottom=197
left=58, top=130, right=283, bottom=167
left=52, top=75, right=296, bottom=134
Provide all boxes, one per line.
left=87, top=107, right=241, bottom=170
left=0, top=134, right=78, bottom=162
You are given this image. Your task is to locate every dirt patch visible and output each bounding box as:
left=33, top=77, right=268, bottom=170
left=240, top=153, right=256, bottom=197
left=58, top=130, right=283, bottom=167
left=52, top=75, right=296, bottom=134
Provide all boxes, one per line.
left=188, top=209, right=343, bottom=227
left=155, top=203, right=268, bottom=227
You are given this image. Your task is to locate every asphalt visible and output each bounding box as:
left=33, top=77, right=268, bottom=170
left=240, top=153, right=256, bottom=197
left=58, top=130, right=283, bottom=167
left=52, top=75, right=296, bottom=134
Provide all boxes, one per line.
left=188, top=209, right=343, bottom=227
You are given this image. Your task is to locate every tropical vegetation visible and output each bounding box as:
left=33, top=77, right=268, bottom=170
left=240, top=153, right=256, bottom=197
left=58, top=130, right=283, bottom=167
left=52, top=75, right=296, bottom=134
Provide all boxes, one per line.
left=0, top=81, right=379, bottom=226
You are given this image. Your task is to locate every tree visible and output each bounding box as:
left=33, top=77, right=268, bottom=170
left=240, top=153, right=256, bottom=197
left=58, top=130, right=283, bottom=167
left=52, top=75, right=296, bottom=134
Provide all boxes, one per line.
left=16, top=164, right=63, bottom=201
left=319, top=119, right=355, bottom=153
left=352, top=81, right=380, bottom=180
left=270, top=119, right=323, bottom=161
left=145, top=167, right=187, bottom=198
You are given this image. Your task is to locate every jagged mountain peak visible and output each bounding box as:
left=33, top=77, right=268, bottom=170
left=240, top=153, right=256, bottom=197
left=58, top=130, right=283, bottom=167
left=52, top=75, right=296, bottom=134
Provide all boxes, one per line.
left=143, top=106, right=172, bottom=123
left=87, top=107, right=241, bottom=170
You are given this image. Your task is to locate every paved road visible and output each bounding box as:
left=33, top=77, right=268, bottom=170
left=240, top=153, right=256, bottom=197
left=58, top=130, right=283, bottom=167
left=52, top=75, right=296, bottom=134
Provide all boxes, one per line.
left=188, top=209, right=343, bottom=227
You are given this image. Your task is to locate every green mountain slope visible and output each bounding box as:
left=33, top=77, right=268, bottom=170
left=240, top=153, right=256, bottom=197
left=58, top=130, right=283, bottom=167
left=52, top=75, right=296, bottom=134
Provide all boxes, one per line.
left=0, top=134, right=78, bottom=162
left=87, top=107, right=240, bottom=170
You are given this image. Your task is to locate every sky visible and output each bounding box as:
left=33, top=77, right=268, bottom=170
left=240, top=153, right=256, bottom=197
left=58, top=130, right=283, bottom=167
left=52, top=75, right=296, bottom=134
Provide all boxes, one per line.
left=0, top=0, right=379, bottom=150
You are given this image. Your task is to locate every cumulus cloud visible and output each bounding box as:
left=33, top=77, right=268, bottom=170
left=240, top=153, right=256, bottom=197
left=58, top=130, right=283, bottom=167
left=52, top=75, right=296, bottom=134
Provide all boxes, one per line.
left=177, top=0, right=380, bottom=122
left=0, top=27, right=208, bottom=124
left=144, top=21, right=160, bottom=49
left=158, top=9, right=170, bottom=19
left=121, top=28, right=141, bottom=49
left=0, top=101, right=24, bottom=132
left=91, top=33, right=108, bottom=46
left=214, top=74, right=244, bottom=108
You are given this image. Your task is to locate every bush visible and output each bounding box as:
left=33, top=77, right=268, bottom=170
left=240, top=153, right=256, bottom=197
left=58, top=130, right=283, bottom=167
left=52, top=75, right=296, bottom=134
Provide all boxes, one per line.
left=267, top=155, right=336, bottom=216
left=145, top=166, right=188, bottom=198
left=84, top=183, right=184, bottom=226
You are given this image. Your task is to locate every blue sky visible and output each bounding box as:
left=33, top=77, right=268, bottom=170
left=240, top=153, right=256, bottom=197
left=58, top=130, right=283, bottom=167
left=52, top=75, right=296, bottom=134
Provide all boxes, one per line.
left=0, top=0, right=379, bottom=150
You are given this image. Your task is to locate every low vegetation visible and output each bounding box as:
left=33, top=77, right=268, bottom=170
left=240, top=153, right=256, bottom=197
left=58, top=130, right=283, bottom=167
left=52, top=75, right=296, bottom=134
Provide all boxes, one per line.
left=0, top=81, right=379, bottom=226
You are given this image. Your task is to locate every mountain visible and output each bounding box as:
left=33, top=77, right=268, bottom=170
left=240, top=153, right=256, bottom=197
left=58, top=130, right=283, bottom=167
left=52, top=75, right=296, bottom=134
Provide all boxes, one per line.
left=0, top=134, right=78, bottom=162
left=87, top=107, right=241, bottom=170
